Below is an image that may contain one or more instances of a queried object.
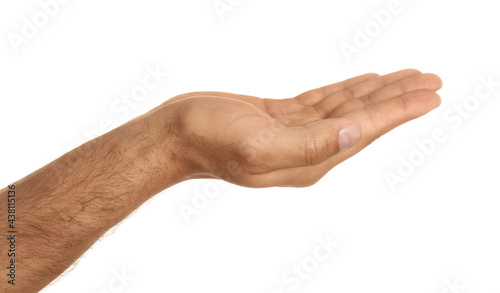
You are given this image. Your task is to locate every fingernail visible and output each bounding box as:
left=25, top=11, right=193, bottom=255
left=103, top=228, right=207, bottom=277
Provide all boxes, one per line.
left=338, top=124, right=361, bottom=150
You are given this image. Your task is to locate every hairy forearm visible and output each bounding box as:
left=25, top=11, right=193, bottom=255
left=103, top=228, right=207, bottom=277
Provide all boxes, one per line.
left=0, top=107, right=186, bottom=292
left=0, top=70, right=443, bottom=291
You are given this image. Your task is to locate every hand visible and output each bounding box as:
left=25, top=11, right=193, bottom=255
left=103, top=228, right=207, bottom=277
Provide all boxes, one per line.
left=148, top=69, right=442, bottom=187
left=0, top=69, right=442, bottom=292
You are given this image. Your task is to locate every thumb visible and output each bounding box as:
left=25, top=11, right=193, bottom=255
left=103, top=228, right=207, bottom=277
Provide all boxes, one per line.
left=266, top=118, right=362, bottom=169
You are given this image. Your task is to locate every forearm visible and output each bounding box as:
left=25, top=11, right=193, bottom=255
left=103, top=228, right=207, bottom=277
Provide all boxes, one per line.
left=0, top=70, right=442, bottom=292
left=0, top=106, right=186, bottom=292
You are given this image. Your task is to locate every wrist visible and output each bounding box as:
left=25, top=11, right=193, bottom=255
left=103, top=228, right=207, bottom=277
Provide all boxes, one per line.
left=113, top=102, right=195, bottom=193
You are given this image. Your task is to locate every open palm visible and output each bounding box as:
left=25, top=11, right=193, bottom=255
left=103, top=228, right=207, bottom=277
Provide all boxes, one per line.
left=160, top=69, right=442, bottom=187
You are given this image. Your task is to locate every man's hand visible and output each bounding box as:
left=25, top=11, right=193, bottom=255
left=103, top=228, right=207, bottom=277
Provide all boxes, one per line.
left=0, top=69, right=442, bottom=292
left=151, top=69, right=442, bottom=187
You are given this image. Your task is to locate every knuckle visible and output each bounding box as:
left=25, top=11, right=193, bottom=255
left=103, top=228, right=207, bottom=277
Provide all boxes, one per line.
left=303, top=132, right=331, bottom=166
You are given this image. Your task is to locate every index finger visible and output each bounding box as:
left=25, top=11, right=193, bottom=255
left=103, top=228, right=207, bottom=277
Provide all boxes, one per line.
left=295, top=72, right=379, bottom=106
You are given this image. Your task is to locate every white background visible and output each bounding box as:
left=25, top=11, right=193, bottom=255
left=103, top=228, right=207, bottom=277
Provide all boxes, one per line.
left=1, top=0, right=499, bottom=292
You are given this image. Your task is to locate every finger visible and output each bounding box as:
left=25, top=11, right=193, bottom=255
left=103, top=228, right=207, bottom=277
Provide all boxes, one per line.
left=329, top=73, right=443, bottom=118
left=295, top=73, right=379, bottom=106
left=254, top=118, right=362, bottom=171
left=247, top=89, right=441, bottom=188
left=343, top=89, right=441, bottom=143
left=315, top=69, right=422, bottom=118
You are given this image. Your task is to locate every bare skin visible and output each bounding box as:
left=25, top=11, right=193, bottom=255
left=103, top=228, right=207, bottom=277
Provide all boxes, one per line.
left=0, top=69, right=442, bottom=292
